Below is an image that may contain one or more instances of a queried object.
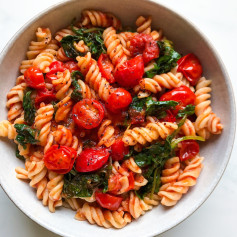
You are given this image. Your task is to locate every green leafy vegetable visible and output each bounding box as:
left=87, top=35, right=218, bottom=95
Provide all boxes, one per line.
left=176, top=104, right=195, bottom=118
left=133, top=116, right=205, bottom=199
left=63, top=162, right=112, bottom=198
left=14, top=124, right=38, bottom=149
left=145, top=40, right=181, bottom=77
left=61, top=27, right=106, bottom=60
left=70, top=71, right=84, bottom=102
left=23, top=90, right=36, bottom=125
left=15, top=146, right=25, bottom=161
left=128, top=96, right=178, bottom=119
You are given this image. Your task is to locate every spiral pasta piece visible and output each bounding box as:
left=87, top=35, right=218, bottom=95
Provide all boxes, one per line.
left=0, top=120, right=16, bottom=139
left=158, top=156, right=204, bottom=206
left=122, top=122, right=178, bottom=146
left=77, top=79, right=97, bottom=99
left=75, top=203, right=131, bottom=228
left=56, top=47, right=71, bottom=62
left=138, top=72, right=182, bottom=97
left=53, top=125, right=81, bottom=152
left=160, top=157, right=180, bottom=184
left=34, top=103, right=54, bottom=146
left=15, top=167, right=29, bottom=180
left=74, top=40, right=89, bottom=53
left=52, top=69, right=72, bottom=100
left=77, top=52, right=112, bottom=101
left=97, top=120, right=116, bottom=147
left=180, top=119, right=196, bottom=136
left=55, top=27, right=75, bottom=42
left=63, top=198, right=80, bottom=211
left=6, top=82, right=27, bottom=122
left=47, top=171, right=64, bottom=202
left=81, top=10, right=121, bottom=30
left=54, top=93, right=73, bottom=122
left=33, top=52, right=55, bottom=73
left=103, top=27, right=127, bottom=68
left=120, top=191, right=159, bottom=219
left=194, top=77, right=223, bottom=138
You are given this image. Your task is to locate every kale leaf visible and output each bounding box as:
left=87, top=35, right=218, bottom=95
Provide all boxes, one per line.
left=61, top=27, right=106, bottom=60
left=15, top=146, right=25, bottom=161
left=14, top=124, right=38, bottom=149
left=23, top=90, right=36, bottom=125
left=145, top=40, right=181, bottom=77
left=63, top=162, right=112, bottom=198
left=176, top=104, right=195, bottom=118
left=128, top=96, right=178, bottom=119
left=70, top=71, right=84, bottom=102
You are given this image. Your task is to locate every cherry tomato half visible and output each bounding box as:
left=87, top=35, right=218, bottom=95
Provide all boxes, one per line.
left=108, top=174, right=122, bottom=193
left=130, top=33, right=159, bottom=65
left=24, top=66, right=45, bottom=89
left=44, top=145, right=77, bottom=174
left=72, top=99, right=105, bottom=129
left=98, top=54, right=115, bottom=83
left=48, top=61, right=65, bottom=74
left=177, top=53, right=202, bottom=86
left=114, top=55, right=144, bottom=88
left=159, top=85, right=196, bottom=114
left=64, top=61, right=79, bottom=72
left=111, top=139, right=129, bottom=161
left=179, top=140, right=199, bottom=161
left=75, top=147, right=110, bottom=172
left=106, top=88, right=132, bottom=114
left=95, top=191, right=123, bottom=211
left=35, top=88, right=56, bottom=105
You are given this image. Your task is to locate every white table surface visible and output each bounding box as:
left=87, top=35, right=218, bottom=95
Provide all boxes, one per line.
left=0, top=0, right=236, bottom=236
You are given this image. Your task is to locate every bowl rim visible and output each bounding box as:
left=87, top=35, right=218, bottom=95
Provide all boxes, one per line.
left=0, top=0, right=236, bottom=236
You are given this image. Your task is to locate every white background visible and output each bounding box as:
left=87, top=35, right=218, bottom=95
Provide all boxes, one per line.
left=0, top=0, right=236, bottom=236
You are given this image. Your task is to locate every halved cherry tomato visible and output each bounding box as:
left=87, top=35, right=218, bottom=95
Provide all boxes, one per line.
left=24, top=66, right=45, bottom=89
left=64, top=60, right=79, bottom=72
left=114, top=55, right=144, bottom=88
left=35, top=88, right=56, bottom=105
left=95, top=191, right=122, bottom=211
left=75, top=147, right=110, bottom=172
left=98, top=54, right=115, bottom=83
left=179, top=140, right=199, bottom=161
left=159, top=85, right=196, bottom=114
left=44, top=145, right=77, bottom=174
left=106, top=88, right=132, bottom=113
left=159, top=110, right=176, bottom=122
left=48, top=61, right=65, bottom=74
left=72, top=99, right=104, bottom=129
left=130, top=33, right=159, bottom=65
left=177, top=53, right=202, bottom=86
left=111, top=139, right=129, bottom=161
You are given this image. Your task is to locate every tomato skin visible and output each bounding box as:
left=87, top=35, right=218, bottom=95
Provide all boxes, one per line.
left=114, top=55, right=144, bottom=88
left=177, top=53, right=202, bottom=86
left=108, top=174, right=122, bottom=193
left=159, top=85, right=196, bottom=114
left=95, top=191, right=123, bottom=211
left=48, top=61, right=65, bottom=74
left=35, top=88, right=56, bottom=105
left=98, top=54, right=115, bottom=83
left=24, top=66, right=45, bottom=89
left=75, top=147, right=110, bottom=172
left=72, top=99, right=105, bottom=129
left=44, top=145, right=77, bottom=174
left=106, top=88, right=132, bottom=114
left=179, top=140, right=199, bottom=161
left=126, top=172, right=135, bottom=191
left=111, top=139, right=129, bottom=161
left=130, top=33, right=159, bottom=65
left=64, top=61, right=79, bottom=72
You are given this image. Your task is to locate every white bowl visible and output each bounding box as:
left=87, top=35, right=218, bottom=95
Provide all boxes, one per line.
left=0, top=0, right=235, bottom=236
